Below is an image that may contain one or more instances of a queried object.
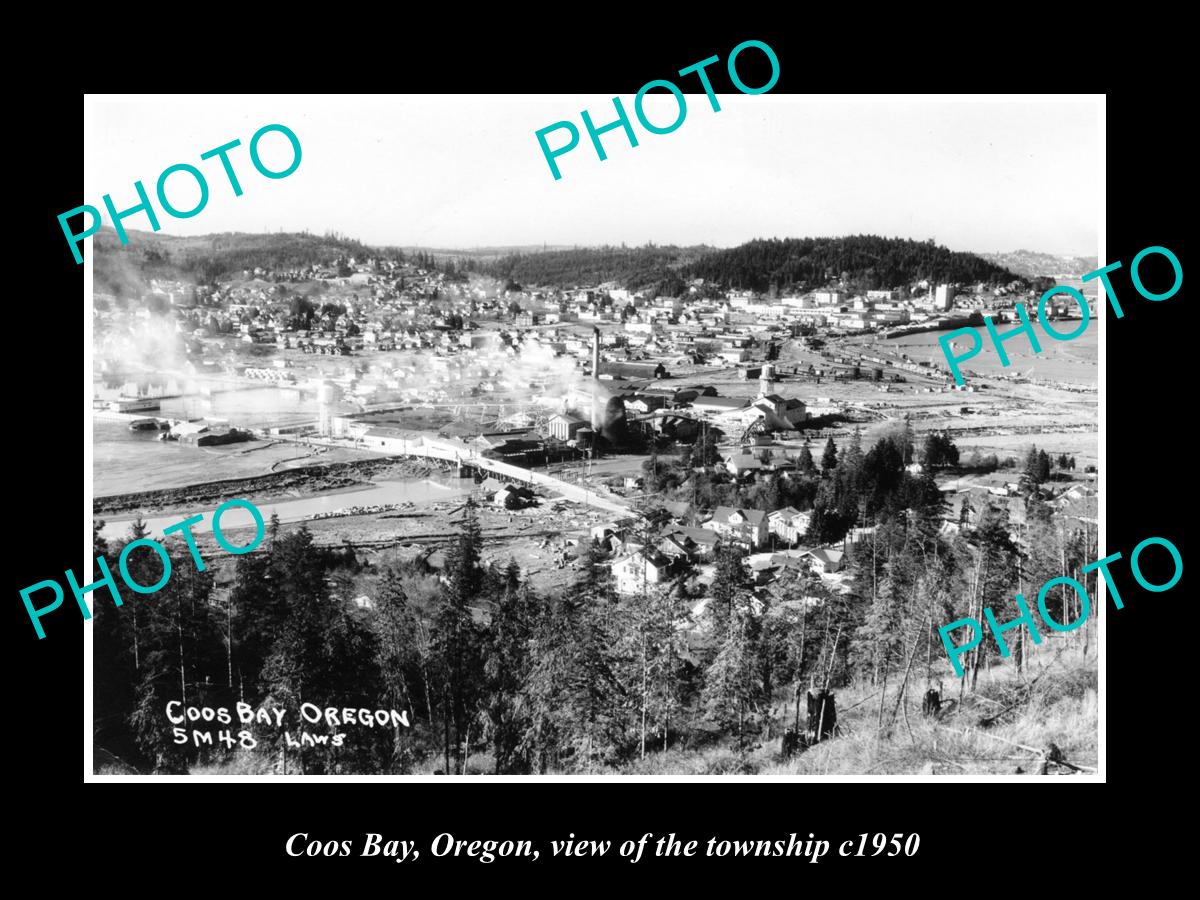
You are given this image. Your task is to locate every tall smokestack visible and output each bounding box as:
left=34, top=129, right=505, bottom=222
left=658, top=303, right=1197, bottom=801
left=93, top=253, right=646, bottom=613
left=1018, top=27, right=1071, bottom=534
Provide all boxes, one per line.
left=591, top=327, right=601, bottom=428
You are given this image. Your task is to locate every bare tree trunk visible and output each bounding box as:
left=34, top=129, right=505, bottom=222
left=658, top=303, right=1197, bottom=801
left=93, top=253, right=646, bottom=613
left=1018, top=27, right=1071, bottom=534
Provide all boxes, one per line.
left=442, top=684, right=451, bottom=775
left=226, top=596, right=234, bottom=689
left=1060, top=524, right=1069, bottom=626
left=177, top=603, right=187, bottom=704
left=890, top=610, right=927, bottom=728
left=640, top=581, right=648, bottom=759
left=876, top=654, right=891, bottom=738
left=925, top=593, right=934, bottom=685
left=969, top=555, right=989, bottom=693
left=1016, top=522, right=1025, bottom=675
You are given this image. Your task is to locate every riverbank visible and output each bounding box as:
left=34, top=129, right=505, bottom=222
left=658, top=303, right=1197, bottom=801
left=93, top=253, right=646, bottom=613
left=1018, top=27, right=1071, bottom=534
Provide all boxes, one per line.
left=93, top=456, right=445, bottom=517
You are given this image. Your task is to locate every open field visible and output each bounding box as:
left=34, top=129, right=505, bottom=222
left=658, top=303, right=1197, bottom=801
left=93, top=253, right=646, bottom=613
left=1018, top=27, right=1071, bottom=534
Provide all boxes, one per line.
left=100, top=488, right=611, bottom=599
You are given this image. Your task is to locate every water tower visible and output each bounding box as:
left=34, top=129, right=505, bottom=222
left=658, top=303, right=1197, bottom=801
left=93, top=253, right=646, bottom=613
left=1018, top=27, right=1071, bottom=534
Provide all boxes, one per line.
left=316, top=380, right=343, bottom=436
left=759, top=362, right=776, bottom=398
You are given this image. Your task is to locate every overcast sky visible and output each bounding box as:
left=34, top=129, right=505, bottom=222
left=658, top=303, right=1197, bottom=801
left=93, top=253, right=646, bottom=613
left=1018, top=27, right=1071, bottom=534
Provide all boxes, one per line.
left=84, top=95, right=1101, bottom=256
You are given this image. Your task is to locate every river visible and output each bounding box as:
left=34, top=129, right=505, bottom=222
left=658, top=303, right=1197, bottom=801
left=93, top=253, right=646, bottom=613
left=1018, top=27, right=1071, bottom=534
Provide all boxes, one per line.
left=98, top=476, right=475, bottom=543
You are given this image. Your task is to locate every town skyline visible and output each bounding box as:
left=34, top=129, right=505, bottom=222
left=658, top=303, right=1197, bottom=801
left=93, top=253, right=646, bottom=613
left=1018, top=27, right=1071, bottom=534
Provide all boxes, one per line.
left=97, top=225, right=1100, bottom=262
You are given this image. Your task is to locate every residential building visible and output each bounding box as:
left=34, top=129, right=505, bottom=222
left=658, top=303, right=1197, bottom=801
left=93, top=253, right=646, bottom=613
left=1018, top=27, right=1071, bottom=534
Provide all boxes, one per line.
left=767, top=507, right=811, bottom=545
left=804, top=547, right=845, bottom=574
left=612, top=549, right=673, bottom=595
left=702, top=506, right=768, bottom=549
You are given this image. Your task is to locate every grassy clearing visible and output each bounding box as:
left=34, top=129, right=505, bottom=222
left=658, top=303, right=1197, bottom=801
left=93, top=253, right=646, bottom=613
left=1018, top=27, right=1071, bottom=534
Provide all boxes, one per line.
left=617, top=643, right=1096, bottom=777
left=743, top=649, right=1094, bottom=777
left=122, top=642, right=1096, bottom=778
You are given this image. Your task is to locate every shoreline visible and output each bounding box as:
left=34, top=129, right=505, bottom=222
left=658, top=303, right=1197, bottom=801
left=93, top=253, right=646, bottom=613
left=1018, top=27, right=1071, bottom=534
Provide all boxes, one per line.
left=93, top=456, right=444, bottom=519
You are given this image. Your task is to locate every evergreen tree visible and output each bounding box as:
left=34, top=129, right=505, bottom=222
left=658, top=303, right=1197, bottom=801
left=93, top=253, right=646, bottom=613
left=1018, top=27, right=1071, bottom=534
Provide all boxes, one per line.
left=431, top=499, right=487, bottom=774
left=961, top=504, right=1022, bottom=687
left=821, top=437, right=838, bottom=472
left=845, top=427, right=865, bottom=479
left=922, top=432, right=960, bottom=469
left=860, top=437, right=905, bottom=519
left=93, top=518, right=138, bottom=764
left=371, top=566, right=423, bottom=772
left=797, top=441, right=815, bottom=474
left=484, top=564, right=533, bottom=773
left=258, top=526, right=387, bottom=774
left=1023, top=445, right=1051, bottom=485
left=709, top=540, right=747, bottom=639
left=701, top=607, right=763, bottom=741
left=128, top=547, right=222, bottom=773
left=522, top=592, right=626, bottom=773
left=1037, top=449, right=1052, bottom=483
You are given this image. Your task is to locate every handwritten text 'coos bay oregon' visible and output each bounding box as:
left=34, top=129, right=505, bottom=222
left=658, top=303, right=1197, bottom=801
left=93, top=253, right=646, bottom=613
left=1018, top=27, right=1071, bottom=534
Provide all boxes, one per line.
left=166, top=700, right=410, bottom=750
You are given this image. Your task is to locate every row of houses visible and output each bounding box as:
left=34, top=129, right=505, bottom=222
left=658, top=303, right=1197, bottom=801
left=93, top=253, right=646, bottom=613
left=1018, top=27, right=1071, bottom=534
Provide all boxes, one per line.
left=594, top=504, right=843, bottom=596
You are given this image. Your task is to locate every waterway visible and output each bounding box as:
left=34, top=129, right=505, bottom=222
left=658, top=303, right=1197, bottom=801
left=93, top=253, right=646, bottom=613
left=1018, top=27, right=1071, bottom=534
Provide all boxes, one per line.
left=93, top=382, right=322, bottom=496
left=99, top=476, right=475, bottom=543
left=94, top=381, right=315, bottom=429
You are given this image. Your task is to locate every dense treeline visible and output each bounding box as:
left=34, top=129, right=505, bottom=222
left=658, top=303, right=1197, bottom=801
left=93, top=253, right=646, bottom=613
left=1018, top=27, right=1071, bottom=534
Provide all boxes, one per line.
left=685, top=236, right=1024, bottom=293
left=97, top=230, right=1027, bottom=300
left=486, top=245, right=707, bottom=292
left=484, top=235, right=1024, bottom=294
left=93, top=434, right=1094, bottom=775
left=94, top=230, right=390, bottom=295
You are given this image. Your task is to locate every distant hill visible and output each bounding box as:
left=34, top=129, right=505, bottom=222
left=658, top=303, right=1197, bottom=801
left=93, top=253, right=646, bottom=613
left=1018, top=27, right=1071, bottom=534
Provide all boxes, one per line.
left=686, top=236, right=1024, bottom=294
left=486, top=245, right=712, bottom=292
left=979, top=250, right=1098, bottom=280
left=93, top=229, right=1030, bottom=299
left=406, top=244, right=576, bottom=263
left=487, top=235, right=1024, bottom=294
left=92, top=228, right=387, bottom=297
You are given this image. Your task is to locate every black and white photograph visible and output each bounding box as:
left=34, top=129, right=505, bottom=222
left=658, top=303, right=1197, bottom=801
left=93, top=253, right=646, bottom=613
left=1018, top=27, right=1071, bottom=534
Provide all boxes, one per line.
left=83, top=93, right=1103, bottom=778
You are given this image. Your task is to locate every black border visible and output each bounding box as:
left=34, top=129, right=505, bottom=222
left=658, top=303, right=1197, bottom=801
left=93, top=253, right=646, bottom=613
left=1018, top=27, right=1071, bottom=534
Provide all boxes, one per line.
left=16, top=28, right=1182, bottom=883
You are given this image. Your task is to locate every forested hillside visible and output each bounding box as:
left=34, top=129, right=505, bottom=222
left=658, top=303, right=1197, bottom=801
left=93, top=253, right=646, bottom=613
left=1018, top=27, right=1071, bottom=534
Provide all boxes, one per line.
left=483, top=235, right=1024, bottom=293
left=95, top=229, right=1026, bottom=299
left=93, top=229, right=404, bottom=297
left=687, top=236, right=1024, bottom=293
left=93, top=434, right=1097, bottom=776
left=486, top=245, right=708, bottom=292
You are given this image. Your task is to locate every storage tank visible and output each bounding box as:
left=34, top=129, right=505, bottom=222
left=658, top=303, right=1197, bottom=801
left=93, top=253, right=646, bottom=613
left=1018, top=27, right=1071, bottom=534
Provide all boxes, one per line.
left=316, top=380, right=343, bottom=436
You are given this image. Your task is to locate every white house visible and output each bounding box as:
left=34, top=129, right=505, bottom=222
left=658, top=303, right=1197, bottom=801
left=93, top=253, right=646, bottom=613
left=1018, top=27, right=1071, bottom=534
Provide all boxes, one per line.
left=702, top=506, right=768, bottom=549
left=804, top=547, right=845, bottom=574
left=767, top=507, right=811, bottom=545
left=611, top=550, right=672, bottom=595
